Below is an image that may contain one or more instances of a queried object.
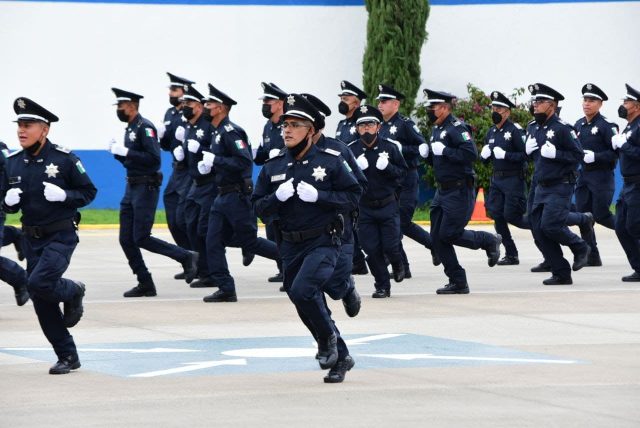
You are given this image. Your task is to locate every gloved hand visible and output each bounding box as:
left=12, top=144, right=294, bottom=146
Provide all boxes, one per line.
left=612, top=133, right=628, bottom=150
left=583, top=150, right=595, bottom=164
left=419, top=143, right=430, bottom=158
left=4, top=188, right=22, bottom=207
left=376, top=153, right=389, bottom=170
left=110, top=141, right=129, bottom=157
left=43, top=182, right=66, bottom=202
left=356, top=154, right=369, bottom=171
left=540, top=142, right=556, bottom=159
left=173, top=145, right=185, bottom=161
left=297, top=180, right=319, bottom=203
left=493, top=146, right=506, bottom=160
left=275, top=178, right=295, bottom=202
left=107, top=138, right=116, bottom=152
left=525, top=137, right=539, bottom=155
left=197, top=160, right=212, bottom=175
left=187, top=139, right=200, bottom=153
left=431, top=141, right=445, bottom=156
left=175, top=126, right=186, bottom=143
left=268, top=148, right=281, bottom=159
left=157, top=122, right=166, bottom=139
left=480, top=145, right=492, bottom=159
left=202, top=151, right=215, bottom=168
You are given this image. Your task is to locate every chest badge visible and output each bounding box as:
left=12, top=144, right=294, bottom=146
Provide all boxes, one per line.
left=45, top=163, right=60, bottom=178
left=546, top=130, right=555, bottom=139
left=504, top=131, right=512, bottom=141
left=390, top=125, right=398, bottom=135
left=349, top=126, right=356, bottom=135
left=196, top=129, right=204, bottom=139
left=129, top=131, right=137, bottom=142
left=591, top=126, right=598, bottom=135
left=215, top=134, right=221, bottom=144
left=312, top=166, right=327, bottom=182
left=440, top=130, right=447, bottom=139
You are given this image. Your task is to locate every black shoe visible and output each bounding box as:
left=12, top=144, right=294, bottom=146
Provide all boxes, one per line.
left=242, top=250, right=255, bottom=267
left=174, top=271, right=186, bottom=280
left=622, top=271, right=640, bottom=282
left=572, top=245, right=591, bottom=271
left=190, top=277, right=218, bottom=288
left=436, top=282, right=469, bottom=295
left=543, top=275, right=573, bottom=285
left=317, top=333, right=338, bottom=370
left=351, top=262, right=369, bottom=275
left=182, top=251, right=199, bottom=284
left=497, top=255, right=519, bottom=266
left=486, top=234, right=502, bottom=267
left=342, top=280, right=361, bottom=317
left=203, top=289, right=238, bottom=303
left=14, top=237, right=25, bottom=261
left=268, top=272, right=284, bottom=283
left=587, top=253, right=602, bottom=267
left=403, top=266, right=412, bottom=279
left=579, top=212, right=595, bottom=241
left=324, top=355, right=355, bottom=383
left=531, top=262, right=552, bottom=273
left=49, top=354, right=81, bottom=375
left=391, top=262, right=405, bottom=283
left=123, top=280, right=156, bottom=298
left=14, top=284, right=29, bottom=306
left=371, top=289, right=390, bottom=298
left=431, top=250, right=441, bottom=267
left=279, top=285, right=286, bottom=292
left=63, top=281, right=85, bottom=328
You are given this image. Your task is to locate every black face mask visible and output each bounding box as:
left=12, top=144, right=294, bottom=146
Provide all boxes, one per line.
left=261, top=104, right=272, bottom=119
left=117, top=109, right=129, bottom=123
left=169, top=96, right=181, bottom=107
left=287, top=137, right=310, bottom=158
left=528, top=104, right=534, bottom=115
left=491, top=111, right=503, bottom=125
left=427, top=110, right=438, bottom=124
left=25, top=140, right=42, bottom=155
left=338, top=101, right=349, bottom=115
left=534, top=112, right=548, bottom=126
left=182, top=106, right=195, bottom=121
left=202, top=108, right=213, bottom=122
left=360, top=132, right=377, bottom=145
left=618, top=105, right=628, bottom=119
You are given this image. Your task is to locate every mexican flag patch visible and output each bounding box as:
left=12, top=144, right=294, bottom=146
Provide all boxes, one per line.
left=235, top=140, right=247, bottom=150
left=76, top=160, right=86, bottom=174
left=145, top=128, right=156, bottom=138
left=461, top=131, right=471, bottom=141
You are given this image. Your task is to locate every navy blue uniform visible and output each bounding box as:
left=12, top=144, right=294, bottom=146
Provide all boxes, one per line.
left=614, top=116, right=640, bottom=274
left=2, top=141, right=96, bottom=360
left=335, top=117, right=358, bottom=144
left=253, top=118, right=284, bottom=166
left=205, top=117, right=278, bottom=296
left=114, top=114, right=192, bottom=284
left=349, top=137, right=406, bottom=294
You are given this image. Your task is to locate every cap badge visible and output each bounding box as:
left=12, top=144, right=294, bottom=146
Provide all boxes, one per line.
left=287, top=95, right=295, bottom=106
left=17, top=99, right=26, bottom=110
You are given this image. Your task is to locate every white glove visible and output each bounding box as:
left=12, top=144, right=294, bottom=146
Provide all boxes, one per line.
left=173, top=145, right=185, bottom=161
left=4, top=188, right=22, bottom=207
left=376, top=154, right=389, bottom=170
left=431, top=141, right=445, bottom=156
left=202, top=151, right=215, bottom=168
left=525, top=137, right=539, bottom=155
left=43, top=182, right=66, bottom=202
left=480, top=145, right=492, bottom=159
left=175, top=126, right=186, bottom=143
left=197, top=160, right=212, bottom=175
left=419, top=143, right=429, bottom=158
left=541, top=142, right=556, bottom=159
left=356, top=154, right=369, bottom=171
left=297, top=180, right=319, bottom=203
left=107, top=138, right=116, bottom=152
left=493, top=146, right=506, bottom=160
left=583, top=150, right=595, bottom=164
left=275, top=178, right=295, bottom=202
left=612, top=133, right=628, bottom=150
left=268, top=148, right=281, bottom=159
left=110, top=142, right=129, bottom=157
left=187, top=139, right=200, bottom=153
left=157, top=123, right=166, bottom=139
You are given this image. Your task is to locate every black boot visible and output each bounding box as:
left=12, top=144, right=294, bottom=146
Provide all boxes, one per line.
left=587, top=252, right=602, bottom=267
left=323, top=355, right=355, bottom=383
left=242, top=249, right=255, bottom=267
left=203, top=289, right=238, bottom=303
left=486, top=234, right=502, bottom=267
left=497, top=255, right=519, bottom=266
left=190, top=277, right=218, bottom=288
left=531, top=262, right=552, bottom=272
left=622, top=272, right=640, bottom=282
left=174, top=271, right=186, bottom=280
left=390, top=261, right=405, bottom=283
left=572, top=245, right=591, bottom=271
left=123, top=278, right=157, bottom=297
left=436, top=282, right=469, bottom=295
left=268, top=272, right=284, bottom=283
left=182, top=251, right=199, bottom=283
left=351, top=261, right=369, bottom=275
left=13, top=283, right=29, bottom=306
left=317, top=333, right=338, bottom=370
left=49, top=354, right=81, bottom=375
left=342, top=280, right=361, bottom=317
left=543, top=275, right=572, bottom=285
left=63, top=281, right=85, bottom=328
left=371, top=288, right=390, bottom=298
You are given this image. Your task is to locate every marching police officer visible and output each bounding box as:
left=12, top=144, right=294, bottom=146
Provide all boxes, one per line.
left=421, top=89, right=501, bottom=294
left=575, top=83, right=619, bottom=266
left=252, top=94, right=362, bottom=383
left=349, top=104, right=407, bottom=297
left=198, top=84, right=279, bottom=302
left=3, top=98, right=95, bottom=374
left=109, top=88, right=198, bottom=296
left=526, top=83, right=590, bottom=285
left=612, top=83, right=640, bottom=282
left=480, top=91, right=529, bottom=265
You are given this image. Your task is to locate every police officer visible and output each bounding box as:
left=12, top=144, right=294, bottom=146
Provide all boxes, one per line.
left=252, top=94, right=362, bottom=383
left=253, top=82, right=287, bottom=283
left=3, top=98, right=95, bottom=374
left=421, top=89, right=501, bottom=294
left=349, top=105, right=407, bottom=297
left=377, top=83, right=437, bottom=277
left=335, top=80, right=369, bottom=275
left=158, top=73, right=195, bottom=278
left=575, top=83, right=619, bottom=266
left=109, top=88, right=198, bottom=296
left=480, top=91, right=529, bottom=265
left=526, top=83, right=590, bottom=285
left=198, top=84, right=279, bottom=302
left=612, top=83, right=640, bottom=282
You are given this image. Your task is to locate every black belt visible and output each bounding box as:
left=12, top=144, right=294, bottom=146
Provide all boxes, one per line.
left=172, top=161, right=186, bottom=171
left=281, top=226, right=329, bottom=243
left=126, top=175, right=159, bottom=185
left=437, top=176, right=474, bottom=191
left=194, top=175, right=215, bottom=186
left=361, top=194, right=396, bottom=208
left=23, top=219, right=76, bottom=239
left=538, top=175, right=575, bottom=187
left=584, top=163, right=614, bottom=172
left=218, top=183, right=242, bottom=195
left=623, top=174, right=640, bottom=185
left=493, top=170, right=523, bottom=178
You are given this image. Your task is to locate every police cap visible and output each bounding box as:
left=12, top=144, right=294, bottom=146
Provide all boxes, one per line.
left=490, top=91, right=516, bottom=109
left=581, top=83, right=608, bottom=101
left=376, top=84, right=405, bottom=101
left=352, top=104, right=383, bottom=125
left=339, top=80, right=367, bottom=100
left=13, top=97, right=59, bottom=123
left=205, top=84, right=237, bottom=106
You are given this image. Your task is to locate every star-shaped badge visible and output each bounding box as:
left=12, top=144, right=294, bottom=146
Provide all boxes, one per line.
left=215, top=134, right=221, bottom=144
left=546, top=129, right=555, bottom=139
left=349, top=126, right=356, bottom=135
left=129, top=131, right=136, bottom=142
left=17, top=99, right=26, bottom=109
left=196, top=129, right=204, bottom=139
left=181, top=116, right=187, bottom=122
left=312, top=166, right=327, bottom=182
left=287, top=95, right=295, bottom=106
left=360, top=105, right=368, bottom=113
left=440, top=130, right=447, bottom=139
left=44, top=163, right=59, bottom=178
left=591, top=126, right=598, bottom=135
left=389, top=125, right=397, bottom=135
left=504, top=131, right=512, bottom=141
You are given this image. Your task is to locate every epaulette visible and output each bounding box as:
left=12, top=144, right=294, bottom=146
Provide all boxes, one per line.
left=602, top=115, right=616, bottom=125
left=7, top=149, right=23, bottom=158
left=224, top=124, right=234, bottom=133
left=323, top=148, right=341, bottom=157
left=54, top=145, right=71, bottom=154
left=453, top=120, right=463, bottom=127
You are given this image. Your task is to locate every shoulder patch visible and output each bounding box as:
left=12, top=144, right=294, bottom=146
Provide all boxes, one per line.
left=323, top=148, right=341, bottom=157
left=453, top=120, right=462, bottom=127
left=54, top=145, right=71, bottom=154
left=7, top=149, right=23, bottom=158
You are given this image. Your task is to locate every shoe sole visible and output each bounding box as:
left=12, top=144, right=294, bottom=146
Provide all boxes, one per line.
left=436, top=289, right=470, bottom=295
left=203, top=297, right=238, bottom=303
left=49, top=361, right=81, bottom=375
left=123, top=292, right=157, bottom=297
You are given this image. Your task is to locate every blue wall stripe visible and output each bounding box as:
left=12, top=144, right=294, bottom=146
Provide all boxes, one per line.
left=1, top=0, right=636, bottom=5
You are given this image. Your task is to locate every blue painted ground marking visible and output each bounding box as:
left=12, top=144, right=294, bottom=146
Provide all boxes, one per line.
left=1, top=333, right=581, bottom=377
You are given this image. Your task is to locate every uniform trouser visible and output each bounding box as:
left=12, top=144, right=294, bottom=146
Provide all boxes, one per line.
left=358, top=202, right=402, bottom=291
left=206, top=192, right=279, bottom=293
left=351, top=231, right=366, bottom=267
left=119, top=182, right=189, bottom=282
left=24, top=229, right=79, bottom=359
left=575, top=170, right=616, bottom=256
left=323, top=242, right=355, bottom=300
left=2, top=224, right=22, bottom=247
left=294, top=295, right=350, bottom=361
left=430, top=186, right=495, bottom=285
left=185, top=182, right=216, bottom=277
left=163, top=168, right=192, bottom=250
left=398, top=168, right=432, bottom=268
left=530, top=183, right=587, bottom=279
left=265, top=223, right=282, bottom=272
left=0, top=217, right=27, bottom=289
left=615, top=183, right=640, bottom=273
left=486, top=176, right=529, bottom=257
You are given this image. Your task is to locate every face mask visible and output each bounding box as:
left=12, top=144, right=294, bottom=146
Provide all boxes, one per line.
left=25, top=140, right=42, bottom=155
left=117, top=109, right=129, bottom=123
left=534, top=112, right=548, bottom=126
left=203, top=108, right=213, bottom=122
left=287, top=135, right=310, bottom=158
left=360, top=132, right=377, bottom=145
left=427, top=110, right=438, bottom=124
left=169, top=96, right=181, bottom=107
left=618, top=105, right=628, bottom=119
left=338, top=101, right=349, bottom=115
left=261, top=104, right=272, bottom=119
left=182, top=106, right=195, bottom=121
left=491, top=111, right=503, bottom=125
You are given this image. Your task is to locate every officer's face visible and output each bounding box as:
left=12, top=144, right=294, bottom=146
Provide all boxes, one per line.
left=533, top=99, right=554, bottom=115
left=17, top=120, right=48, bottom=149
left=582, top=97, right=602, bottom=117
left=340, top=95, right=359, bottom=110
left=356, top=121, right=380, bottom=136
left=491, top=106, right=509, bottom=118
left=263, top=99, right=278, bottom=115
left=623, top=100, right=640, bottom=119
left=282, top=119, right=312, bottom=147
left=377, top=99, right=399, bottom=117
left=169, top=87, right=184, bottom=100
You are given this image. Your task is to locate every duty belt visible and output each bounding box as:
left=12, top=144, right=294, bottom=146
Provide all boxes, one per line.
left=493, top=170, right=523, bottom=178
left=126, top=175, right=158, bottom=185
left=172, top=161, right=186, bottom=171
left=281, top=225, right=330, bottom=243
left=218, top=183, right=242, bottom=195
left=194, top=175, right=215, bottom=186
left=23, top=218, right=76, bottom=239
left=584, top=163, right=614, bottom=172
left=623, top=174, right=640, bottom=185
left=437, top=176, right=474, bottom=191
left=538, top=174, right=575, bottom=187
left=361, top=194, right=396, bottom=208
